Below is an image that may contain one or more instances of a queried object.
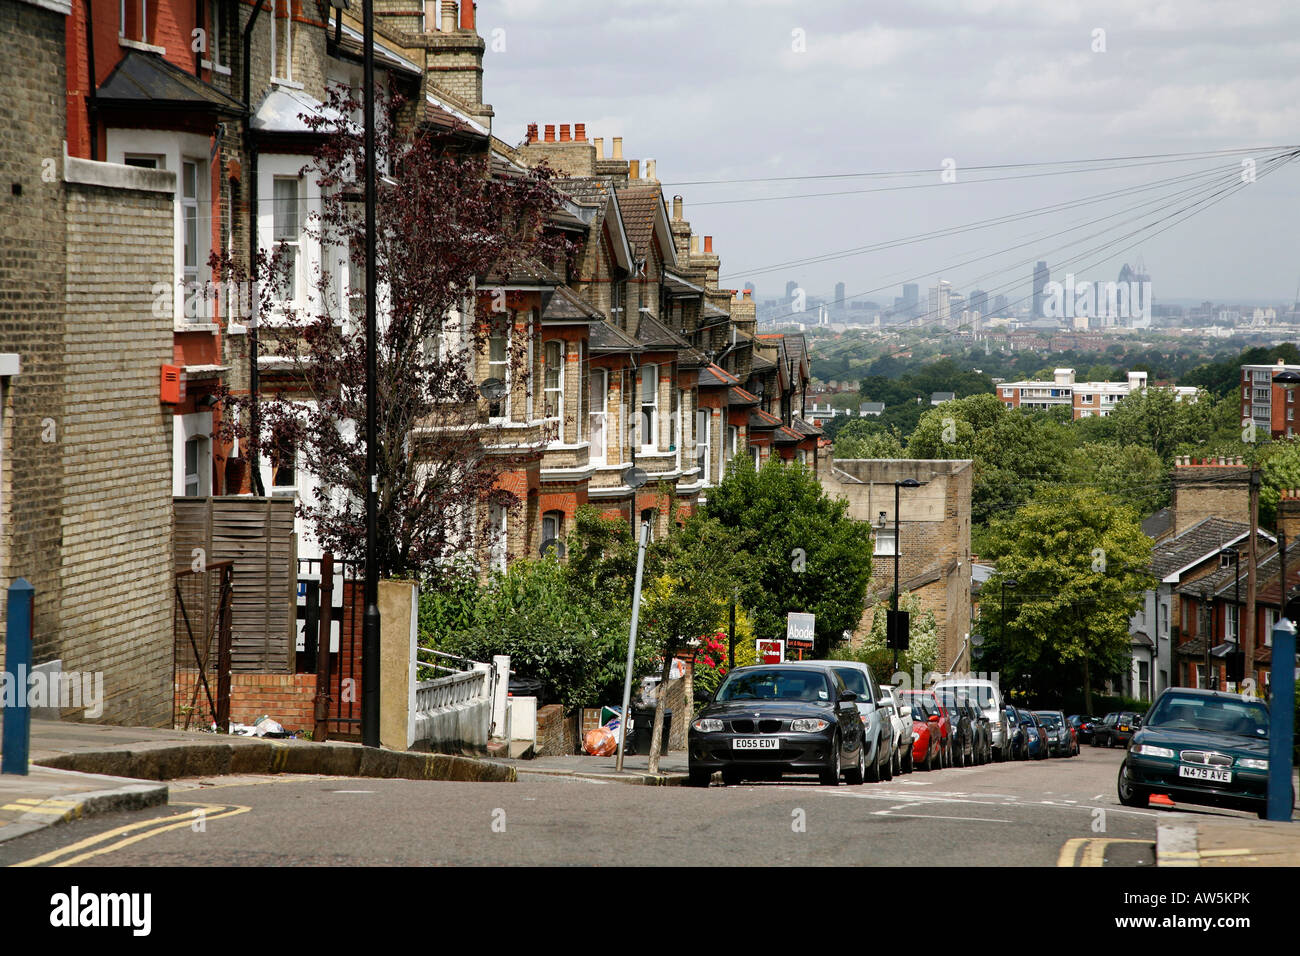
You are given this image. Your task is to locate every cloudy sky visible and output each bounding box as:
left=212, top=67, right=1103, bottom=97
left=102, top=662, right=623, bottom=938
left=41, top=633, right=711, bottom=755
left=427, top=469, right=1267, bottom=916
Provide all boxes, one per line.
left=478, top=0, right=1300, bottom=306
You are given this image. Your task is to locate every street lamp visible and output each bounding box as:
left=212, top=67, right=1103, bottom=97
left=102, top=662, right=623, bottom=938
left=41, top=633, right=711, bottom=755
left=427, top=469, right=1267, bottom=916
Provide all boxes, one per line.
left=999, top=577, right=1018, bottom=669
left=890, top=478, right=925, bottom=673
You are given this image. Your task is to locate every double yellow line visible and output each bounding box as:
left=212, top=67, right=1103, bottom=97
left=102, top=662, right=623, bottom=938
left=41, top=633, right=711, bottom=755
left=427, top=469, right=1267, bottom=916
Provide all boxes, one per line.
left=11, top=802, right=250, bottom=867
left=1058, top=837, right=1153, bottom=867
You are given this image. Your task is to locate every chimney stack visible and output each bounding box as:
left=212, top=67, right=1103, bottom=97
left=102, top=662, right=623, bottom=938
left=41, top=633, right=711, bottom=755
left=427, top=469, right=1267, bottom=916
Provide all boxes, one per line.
left=672, top=195, right=683, bottom=220
left=459, top=0, right=475, bottom=30
left=526, top=123, right=538, bottom=144
left=575, top=123, right=586, bottom=142
left=594, top=138, right=604, bottom=159
left=612, top=137, right=624, bottom=160
left=628, top=159, right=640, bottom=180
left=544, top=124, right=555, bottom=143
left=1279, top=489, right=1300, bottom=542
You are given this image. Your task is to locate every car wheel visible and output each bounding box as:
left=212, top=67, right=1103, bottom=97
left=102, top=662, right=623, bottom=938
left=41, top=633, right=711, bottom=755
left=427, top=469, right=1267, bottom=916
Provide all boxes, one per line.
left=1117, top=761, right=1149, bottom=808
left=721, top=769, right=742, bottom=786
left=883, top=747, right=894, bottom=781
left=688, top=768, right=712, bottom=787
left=865, top=745, right=882, bottom=782
left=902, top=747, right=914, bottom=774
left=846, top=743, right=866, bottom=785
left=820, top=737, right=842, bottom=786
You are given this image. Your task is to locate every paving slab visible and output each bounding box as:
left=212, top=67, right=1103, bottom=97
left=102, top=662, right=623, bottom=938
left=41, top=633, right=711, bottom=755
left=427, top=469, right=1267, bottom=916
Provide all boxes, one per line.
left=492, top=751, right=691, bottom=785
left=0, top=766, right=168, bottom=844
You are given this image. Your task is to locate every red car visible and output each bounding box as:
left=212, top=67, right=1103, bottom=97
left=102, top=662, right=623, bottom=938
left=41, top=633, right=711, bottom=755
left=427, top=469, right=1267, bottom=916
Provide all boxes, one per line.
left=902, top=691, right=949, bottom=770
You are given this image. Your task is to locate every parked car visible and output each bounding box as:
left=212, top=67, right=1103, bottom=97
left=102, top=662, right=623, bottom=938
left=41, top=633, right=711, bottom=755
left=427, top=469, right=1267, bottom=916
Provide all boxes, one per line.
left=1119, top=687, right=1288, bottom=819
left=1019, top=710, right=1049, bottom=760
left=783, top=660, right=893, bottom=782
left=1069, top=714, right=1098, bottom=744
left=966, top=699, right=992, bottom=764
left=1091, top=712, right=1119, bottom=747
left=1005, top=705, right=1030, bottom=760
left=933, top=677, right=1009, bottom=761
left=906, top=692, right=944, bottom=770
left=1097, top=711, right=1141, bottom=749
left=934, top=687, right=976, bottom=767
left=884, top=686, right=916, bottom=774
left=905, top=690, right=953, bottom=768
left=1035, top=710, right=1077, bottom=757
left=687, top=663, right=867, bottom=787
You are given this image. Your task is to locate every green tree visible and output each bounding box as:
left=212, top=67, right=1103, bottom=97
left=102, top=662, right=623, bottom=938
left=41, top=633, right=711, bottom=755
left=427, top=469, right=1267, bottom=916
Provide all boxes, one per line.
left=1066, top=442, right=1169, bottom=517
left=702, top=456, right=873, bottom=655
left=832, top=420, right=906, bottom=458
left=1104, top=386, right=1214, bottom=463
left=1260, top=439, right=1300, bottom=529
left=831, top=591, right=937, bottom=683
left=980, top=487, right=1154, bottom=714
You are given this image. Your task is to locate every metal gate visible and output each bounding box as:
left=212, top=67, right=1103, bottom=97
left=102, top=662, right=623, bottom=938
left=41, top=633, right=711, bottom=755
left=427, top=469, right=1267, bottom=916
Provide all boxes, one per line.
left=174, top=561, right=234, bottom=730
left=297, top=555, right=365, bottom=741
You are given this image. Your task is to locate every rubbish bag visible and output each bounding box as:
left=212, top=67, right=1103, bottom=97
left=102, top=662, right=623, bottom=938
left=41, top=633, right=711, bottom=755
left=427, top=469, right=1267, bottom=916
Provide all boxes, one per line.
left=252, top=715, right=287, bottom=738
left=584, top=725, right=618, bottom=756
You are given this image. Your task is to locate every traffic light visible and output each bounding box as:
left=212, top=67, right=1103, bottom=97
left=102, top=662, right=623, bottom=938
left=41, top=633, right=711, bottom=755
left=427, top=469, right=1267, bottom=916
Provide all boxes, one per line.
left=886, top=610, right=910, bottom=651
left=1226, top=650, right=1245, bottom=683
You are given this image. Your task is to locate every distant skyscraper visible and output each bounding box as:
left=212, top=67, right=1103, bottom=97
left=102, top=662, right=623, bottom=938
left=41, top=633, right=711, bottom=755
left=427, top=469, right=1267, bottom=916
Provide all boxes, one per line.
left=785, top=280, right=798, bottom=301
left=970, top=289, right=988, bottom=317
left=994, top=294, right=1009, bottom=313
left=835, top=281, right=846, bottom=306
left=927, top=280, right=951, bottom=326
left=902, top=283, right=919, bottom=305
left=1033, top=261, right=1050, bottom=318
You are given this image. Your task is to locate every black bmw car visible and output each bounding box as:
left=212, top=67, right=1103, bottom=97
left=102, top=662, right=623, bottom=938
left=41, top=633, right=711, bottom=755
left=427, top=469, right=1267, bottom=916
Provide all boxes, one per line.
left=1119, top=688, right=1285, bottom=818
left=688, top=663, right=866, bottom=787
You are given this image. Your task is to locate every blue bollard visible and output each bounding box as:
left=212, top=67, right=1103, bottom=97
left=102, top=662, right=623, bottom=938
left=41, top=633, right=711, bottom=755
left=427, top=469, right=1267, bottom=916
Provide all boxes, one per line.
left=1267, top=618, right=1296, bottom=821
left=1, top=578, right=35, bottom=776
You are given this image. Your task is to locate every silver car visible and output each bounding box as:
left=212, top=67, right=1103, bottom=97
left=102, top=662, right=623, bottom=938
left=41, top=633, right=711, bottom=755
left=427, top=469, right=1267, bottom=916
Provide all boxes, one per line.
left=883, top=685, right=916, bottom=774
left=782, top=660, right=895, bottom=781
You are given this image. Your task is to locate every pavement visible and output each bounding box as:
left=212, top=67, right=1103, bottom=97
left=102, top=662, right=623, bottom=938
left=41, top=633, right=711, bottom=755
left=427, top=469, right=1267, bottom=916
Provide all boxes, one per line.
left=0, top=718, right=514, bottom=845
left=491, top=750, right=691, bottom=786
left=1156, top=809, right=1300, bottom=867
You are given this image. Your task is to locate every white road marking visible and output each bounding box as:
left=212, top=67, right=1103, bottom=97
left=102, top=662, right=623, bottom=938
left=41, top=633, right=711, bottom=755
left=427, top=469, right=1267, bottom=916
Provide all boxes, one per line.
left=332, top=790, right=375, bottom=794
left=875, top=810, right=1011, bottom=823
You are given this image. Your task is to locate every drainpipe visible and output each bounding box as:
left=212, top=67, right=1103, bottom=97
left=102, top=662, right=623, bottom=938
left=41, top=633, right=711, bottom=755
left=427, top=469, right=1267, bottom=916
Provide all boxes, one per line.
left=242, top=0, right=266, bottom=495
left=83, top=0, right=98, bottom=159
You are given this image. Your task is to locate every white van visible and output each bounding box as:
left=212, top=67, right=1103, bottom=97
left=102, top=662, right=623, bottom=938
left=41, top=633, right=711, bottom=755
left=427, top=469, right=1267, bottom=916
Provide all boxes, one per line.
left=931, top=677, right=1008, bottom=761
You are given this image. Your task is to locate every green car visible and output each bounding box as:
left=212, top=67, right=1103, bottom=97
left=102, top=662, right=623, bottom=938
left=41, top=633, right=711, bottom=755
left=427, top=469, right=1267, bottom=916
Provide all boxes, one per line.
left=1118, top=687, right=1282, bottom=819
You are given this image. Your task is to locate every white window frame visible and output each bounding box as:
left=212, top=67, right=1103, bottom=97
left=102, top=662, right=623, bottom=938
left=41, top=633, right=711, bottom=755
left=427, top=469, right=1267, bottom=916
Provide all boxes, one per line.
left=119, top=0, right=146, bottom=41
left=272, top=175, right=303, bottom=304
left=640, top=363, right=658, bottom=455
left=542, top=511, right=564, bottom=549
left=173, top=412, right=214, bottom=497
left=181, top=158, right=207, bottom=320
left=589, top=367, right=607, bottom=463
left=487, top=316, right=512, bottom=422
left=1226, top=603, right=1239, bottom=641
left=695, top=408, right=710, bottom=483
left=544, top=339, right=564, bottom=430
left=270, top=431, right=298, bottom=498
left=489, top=503, right=508, bottom=573
left=272, top=0, right=293, bottom=82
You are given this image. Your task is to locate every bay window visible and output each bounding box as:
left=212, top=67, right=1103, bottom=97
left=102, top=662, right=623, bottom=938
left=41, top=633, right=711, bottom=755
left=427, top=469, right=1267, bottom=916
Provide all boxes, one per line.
left=640, top=364, right=658, bottom=453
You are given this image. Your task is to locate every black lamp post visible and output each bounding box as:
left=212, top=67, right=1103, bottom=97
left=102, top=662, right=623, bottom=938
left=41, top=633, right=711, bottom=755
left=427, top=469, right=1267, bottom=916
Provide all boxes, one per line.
left=891, top=478, right=924, bottom=672
left=999, top=577, right=1018, bottom=665
left=361, top=0, right=380, bottom=748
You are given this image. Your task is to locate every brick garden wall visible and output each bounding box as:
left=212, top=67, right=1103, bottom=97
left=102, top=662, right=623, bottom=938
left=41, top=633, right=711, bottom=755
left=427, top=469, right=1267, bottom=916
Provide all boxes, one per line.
left=175, top=669, right=318, bottom=732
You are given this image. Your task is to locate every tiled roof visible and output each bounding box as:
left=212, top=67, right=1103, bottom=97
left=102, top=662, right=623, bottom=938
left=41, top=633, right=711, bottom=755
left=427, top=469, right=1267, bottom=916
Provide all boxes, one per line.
left=614, top=185, right=660, bottom=258
left=699, top=364, right=740, bottom=387
left=98, top=50, right=245, bottom=114
left=553, top=178, right=611, bottom=206
left=749, top=408, right=783, bottom=429
left=589, top=321, right=642, bottom=353
left=541, top=286, right=603, bottom=323
left=1150, top=517, right=1250, bottom=580
left=785, top=334, right=808, bottom=373
left=727, top=386, right=761, bottom=406
left=1176, top=635, right=1209, bottom=657
left=481, top=257, right=563, bottom=287
left=773, top=426, right=801, bottom=444
left=679, top=347, right=710, bottom=369
left=1142, top=508, right=1175, bottom=540
left=790, top=416, right=823, bottom=437
left=634, top=311, right=690, bottom=351
left=699, top=302, right=731, bottom=326
left=751, top=351, right=777, bottom=371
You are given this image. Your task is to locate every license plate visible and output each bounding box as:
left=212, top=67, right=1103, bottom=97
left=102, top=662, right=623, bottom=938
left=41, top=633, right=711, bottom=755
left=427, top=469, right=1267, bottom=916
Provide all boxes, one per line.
left=1179, top=765, right=1231, bottom=783
left=732, top=737, right=779, bottom=750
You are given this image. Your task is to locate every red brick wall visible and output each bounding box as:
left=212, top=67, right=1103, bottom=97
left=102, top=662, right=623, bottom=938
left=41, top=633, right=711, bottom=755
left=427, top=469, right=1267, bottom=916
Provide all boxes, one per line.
left=175, top=670, right=317, bottom=732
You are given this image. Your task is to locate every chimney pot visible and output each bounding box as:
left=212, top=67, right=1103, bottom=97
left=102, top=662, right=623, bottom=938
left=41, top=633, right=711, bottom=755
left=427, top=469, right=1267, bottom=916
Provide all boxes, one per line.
left=690, top=235, right=699, bottom=254
left=672, top=195, right=683, bottom=220
left=459, top=0, right=475, bottom=30
left=544, top=124, right=555, bottom=143
left=628, top=159, right=640, bottom=180
left=744, top=290, right=752, bottom=299
left=526, top=123, right=538, bottom=144
left=559, top=124, right=571, bottom=142
left=612, top=137, right=624, bottom=160
left=441, top=0, right=456, bottom=32
left=645, top=158, right=657, bottom=181
left=594, top=137, right=604, bottom=160
left=575, top=123, right=586, bottom=142
left=704, top=236, right=714, bottom=253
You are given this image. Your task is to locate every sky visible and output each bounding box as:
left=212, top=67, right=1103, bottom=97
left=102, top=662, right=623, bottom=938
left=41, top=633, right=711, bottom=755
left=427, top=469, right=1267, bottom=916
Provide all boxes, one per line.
left=477, top=0, right=1300, bottom=307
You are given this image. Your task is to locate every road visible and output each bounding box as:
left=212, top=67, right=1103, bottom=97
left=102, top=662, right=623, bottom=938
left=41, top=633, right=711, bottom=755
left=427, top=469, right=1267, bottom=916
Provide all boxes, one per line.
left=0, top=746, right=1262, bottom=867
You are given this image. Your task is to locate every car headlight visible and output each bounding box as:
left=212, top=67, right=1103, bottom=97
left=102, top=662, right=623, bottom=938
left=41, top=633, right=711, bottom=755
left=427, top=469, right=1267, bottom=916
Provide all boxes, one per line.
left=1238, top=758, right=1269, bottom=770
left=790, top=718, right=830, bottom=733
left=692, top=718, right=723, bottom=733
left=1132, top=744, right=1174, bottom=758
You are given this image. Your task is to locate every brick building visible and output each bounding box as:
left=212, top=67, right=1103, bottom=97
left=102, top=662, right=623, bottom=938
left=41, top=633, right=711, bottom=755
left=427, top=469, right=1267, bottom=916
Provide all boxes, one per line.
left=1240, top=359, right=1300, bottom=439
left=816, top=457, right=974, bottom=670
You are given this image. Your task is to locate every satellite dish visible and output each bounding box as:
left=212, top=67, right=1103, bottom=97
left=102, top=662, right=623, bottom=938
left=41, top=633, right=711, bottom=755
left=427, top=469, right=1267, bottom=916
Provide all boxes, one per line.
left=478, top=377, right=507, bottom=402
left=971, top=632, right=985, bottom=648
left=623, top=465, right=648, bottom=490
left=539, top=537, right=565, bottom=560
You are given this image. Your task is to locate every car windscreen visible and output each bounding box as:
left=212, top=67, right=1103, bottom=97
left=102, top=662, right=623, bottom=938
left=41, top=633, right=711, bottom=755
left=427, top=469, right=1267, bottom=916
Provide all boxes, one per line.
left=1036, top=713, right=1062, bottom=727
left=716, top=669, right=831, bottom=703
left=905, top=697, right=933, bottom=719
left=832, top=667, right=871, bottom=701
left=1144, top=695, right=1268, bottom=738
left=941, top=683, right=999, bottom=708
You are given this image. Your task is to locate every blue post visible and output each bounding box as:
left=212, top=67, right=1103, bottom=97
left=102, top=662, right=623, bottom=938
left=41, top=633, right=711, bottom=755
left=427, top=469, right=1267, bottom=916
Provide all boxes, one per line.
left=1267, top=618, right=1296, bottom=821
left=1, top=578, right=35, bottom=775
